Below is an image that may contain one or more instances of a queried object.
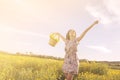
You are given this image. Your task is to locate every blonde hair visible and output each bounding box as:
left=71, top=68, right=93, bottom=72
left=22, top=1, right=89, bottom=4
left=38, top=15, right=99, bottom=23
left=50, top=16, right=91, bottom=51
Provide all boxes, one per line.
left=66, top=29, right=76, bottom=40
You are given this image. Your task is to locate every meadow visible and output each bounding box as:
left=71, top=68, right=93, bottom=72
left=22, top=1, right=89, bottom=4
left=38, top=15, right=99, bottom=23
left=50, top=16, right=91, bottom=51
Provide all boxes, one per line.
left=0, top=51, right=120, bottom=80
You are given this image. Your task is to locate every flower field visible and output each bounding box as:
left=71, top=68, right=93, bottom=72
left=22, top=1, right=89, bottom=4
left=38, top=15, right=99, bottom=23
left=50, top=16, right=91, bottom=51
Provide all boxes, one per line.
left=0, top=52, right=120, bottom=80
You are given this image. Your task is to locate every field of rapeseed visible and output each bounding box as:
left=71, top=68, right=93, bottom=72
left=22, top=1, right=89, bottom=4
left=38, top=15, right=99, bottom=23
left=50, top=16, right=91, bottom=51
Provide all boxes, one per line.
left=0, top=52, right=120, bottom=80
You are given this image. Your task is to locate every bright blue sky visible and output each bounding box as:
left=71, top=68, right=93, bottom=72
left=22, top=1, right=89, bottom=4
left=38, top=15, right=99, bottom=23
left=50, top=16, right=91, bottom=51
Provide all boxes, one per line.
left=0, top=0, right=120, bottom=61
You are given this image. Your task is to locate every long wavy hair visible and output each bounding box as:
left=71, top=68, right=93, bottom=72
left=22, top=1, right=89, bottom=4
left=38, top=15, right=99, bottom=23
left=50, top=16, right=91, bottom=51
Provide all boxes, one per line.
left=66, top=29, right=76, bottom=40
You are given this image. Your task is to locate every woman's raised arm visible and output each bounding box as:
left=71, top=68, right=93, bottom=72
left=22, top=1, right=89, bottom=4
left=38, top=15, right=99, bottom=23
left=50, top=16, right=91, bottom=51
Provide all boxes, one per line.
left=55, top=33, right=66, bottom=42
left=77, top=20, right=99, bottom=42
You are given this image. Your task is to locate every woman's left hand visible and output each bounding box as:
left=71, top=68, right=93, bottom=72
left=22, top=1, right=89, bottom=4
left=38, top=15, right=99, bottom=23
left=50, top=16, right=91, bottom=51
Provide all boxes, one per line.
left=94, top=20, right=99, bottom=25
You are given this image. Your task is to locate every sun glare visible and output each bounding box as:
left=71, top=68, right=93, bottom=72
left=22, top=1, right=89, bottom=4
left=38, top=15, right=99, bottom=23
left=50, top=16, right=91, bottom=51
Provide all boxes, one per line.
left=16, top=0, right=21, bottom=4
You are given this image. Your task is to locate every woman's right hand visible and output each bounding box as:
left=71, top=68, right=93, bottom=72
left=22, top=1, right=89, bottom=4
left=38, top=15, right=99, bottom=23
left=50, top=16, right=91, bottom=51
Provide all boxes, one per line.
left=53, top=32, right=66, bottom=42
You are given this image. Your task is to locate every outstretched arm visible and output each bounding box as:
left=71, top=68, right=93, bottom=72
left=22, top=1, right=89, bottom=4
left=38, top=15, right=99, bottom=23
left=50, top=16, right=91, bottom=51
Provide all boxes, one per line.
left=55, top=33, right=66, bottom=42
left=77, top=20, right=99, bottom=42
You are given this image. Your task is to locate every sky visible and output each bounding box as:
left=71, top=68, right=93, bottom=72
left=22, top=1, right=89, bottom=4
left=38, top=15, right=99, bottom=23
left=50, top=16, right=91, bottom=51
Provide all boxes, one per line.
left=0, top=0, right=120, bottom=61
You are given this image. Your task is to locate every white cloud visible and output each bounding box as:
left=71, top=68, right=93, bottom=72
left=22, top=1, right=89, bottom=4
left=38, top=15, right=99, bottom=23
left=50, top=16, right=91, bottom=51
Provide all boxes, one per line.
left=103, top=0, right=120, bottom=16
left=86, top=6, right=112, bottom=24
left=86, top=45, right=111, bottom=53
left=86, top=0, right=120, bottom=25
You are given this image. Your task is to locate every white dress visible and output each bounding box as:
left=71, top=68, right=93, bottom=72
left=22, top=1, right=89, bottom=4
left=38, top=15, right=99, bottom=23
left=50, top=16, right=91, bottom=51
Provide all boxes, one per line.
left=62, top=39, right=79, bottom=74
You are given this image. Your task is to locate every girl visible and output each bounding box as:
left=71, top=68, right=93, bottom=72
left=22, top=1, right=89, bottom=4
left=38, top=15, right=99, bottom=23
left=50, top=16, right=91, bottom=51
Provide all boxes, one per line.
left=55, top=20, right=99, bottom=80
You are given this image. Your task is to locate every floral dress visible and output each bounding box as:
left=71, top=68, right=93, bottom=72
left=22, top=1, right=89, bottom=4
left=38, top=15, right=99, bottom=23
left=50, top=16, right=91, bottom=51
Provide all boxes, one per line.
left=62, top=39, right=79, bottom=74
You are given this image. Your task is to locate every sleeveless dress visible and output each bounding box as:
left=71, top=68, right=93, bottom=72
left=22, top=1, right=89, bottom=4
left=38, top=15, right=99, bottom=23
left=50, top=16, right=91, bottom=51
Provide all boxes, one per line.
left=62, top=39, right=79, bottom=74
